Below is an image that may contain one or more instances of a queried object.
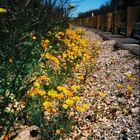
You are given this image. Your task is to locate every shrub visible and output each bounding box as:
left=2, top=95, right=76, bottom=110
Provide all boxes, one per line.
left=0, top=1, right=96, bottom=139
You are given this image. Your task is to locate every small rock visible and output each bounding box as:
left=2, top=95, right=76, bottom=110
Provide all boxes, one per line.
left=132, top=107, right=139, bottom=113
left=17, top=126, right=40, bottom=140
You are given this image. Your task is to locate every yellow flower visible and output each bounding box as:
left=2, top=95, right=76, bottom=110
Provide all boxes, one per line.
left=56, top=129, right=61, bottom=135
left=65, top=99, right=74, bottom=107
left=77, top=75, right=84, bottom=80
left=62, top=53, right=67, bottom=58
left=99, top=92, right=106, bottom=97
left=57, top=86, right=66, bottom=91
left=52, top=108, right=57, bottom=113
left=0, top=8, right=7, bottom=13
left=9, top=58, right=13, bottom=64
left=62, top=104, right=68, bottom=109
left=126, top=73, right=136, bottom=80
left=46, top=108, right=52, bottom=113
left=48, top=89, right=58, bottom=98
left=72, top=96, right=80, bottom=102
left=43, top=101, right=53, bottom=110
left=33, top=81, right=40, bottom=88
left=45, top=53, right=60, bottom=66
left=45, top=53, right=51, bottom=59
left=51, top=56, right=60, bottom=65
left=71, top=85, right=80, bottom=91
left=57, top=93, right=64, bottom=99
left=126, top=85, right=132, bottom=93
left=76, top=106, right=85, bottom=112
left=39, top=75, right=50, bottom=81
left=45, top=39, right=49, bottom=44
left=83, top=104, right=89, bottom=109
left=57, top=86, right=73, bottom=97
left=38, top=90, right=46, bottom=96
left=91, top=58, right=96, bottom=63
left=32, top=36, right=36, bottom=40
left=63, top=89, right=73, bottom=97
left=117, top=83, right=123, bottom=89
left=126, top=73, right=132, bottom=79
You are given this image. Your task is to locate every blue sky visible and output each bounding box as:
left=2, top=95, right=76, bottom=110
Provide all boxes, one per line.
left=71, top=0, right=110, bottom=17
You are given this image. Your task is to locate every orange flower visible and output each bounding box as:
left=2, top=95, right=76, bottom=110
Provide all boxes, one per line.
left=126, top=85, right=132, bottom=93
left=42, top=43, right=47, bottom=49
left=27, top=88, right=39, bottom=96
left=57, top=93, right=64, bottom=99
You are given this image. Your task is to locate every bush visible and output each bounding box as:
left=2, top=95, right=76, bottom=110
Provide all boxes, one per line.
left=0, top=1, right=96, bottom=139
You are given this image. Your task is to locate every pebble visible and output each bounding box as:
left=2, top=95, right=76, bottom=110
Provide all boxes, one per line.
left=17, top=126, right=40, bottom=140
left=68, top=28, right=139, bottom=140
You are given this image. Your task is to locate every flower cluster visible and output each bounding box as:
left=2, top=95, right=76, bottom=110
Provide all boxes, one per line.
left=27, top=28, right=95, bottom=117
left=21, top=28, right=97, bottom=139
left=27, top=29, right=93, bottom=113
left=39, top=29, right=94, bottom=70
left=116, top=72, right=136, bottom=98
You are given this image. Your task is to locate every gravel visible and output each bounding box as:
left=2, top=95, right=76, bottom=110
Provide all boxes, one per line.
left=67, top=28, right=140, bottom=140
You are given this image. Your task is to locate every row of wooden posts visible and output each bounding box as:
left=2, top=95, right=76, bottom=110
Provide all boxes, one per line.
left=71, top=6, right=140, bottom=39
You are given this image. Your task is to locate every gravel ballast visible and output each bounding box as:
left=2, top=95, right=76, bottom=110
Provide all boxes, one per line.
left=67, top=28, right=140, bottom=140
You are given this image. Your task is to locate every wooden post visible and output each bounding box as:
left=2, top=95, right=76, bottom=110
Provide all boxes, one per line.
left=100, top=14, right=103, bottom=29
left=115, top=11, right=121, bottom=33
left=112, top=10, right=121, bottom=34
left=88, top=17, right=92, bottom=27
left=81, top=18, right=85, bottom=26
left=107, top=12, right=112, bottom=31
left=97, top=15, right=100, bottom=29
left=126, top=6, right=140, bottom=37
left=93, top=16, right=97, bottom=28
left=86, top=18, right=89, bottom=27
left=91, top=17, right=94, bottom=28
left=100, top=13, right=107, bottom=30
left=126, top=7, right=135, bottom=37
left=104, top=13, right=107, bottom=30
left=90, top=17, right=93, bottom=28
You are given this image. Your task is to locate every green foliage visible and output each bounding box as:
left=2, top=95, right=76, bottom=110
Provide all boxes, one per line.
left=0, top=0, right=72, bottom=139
left=45, top=111, right=75, bottom=140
